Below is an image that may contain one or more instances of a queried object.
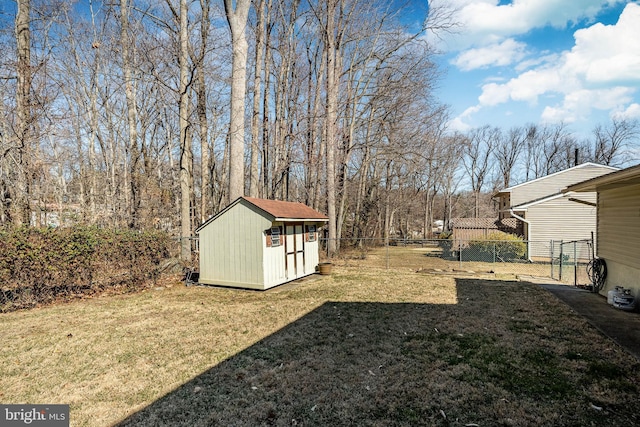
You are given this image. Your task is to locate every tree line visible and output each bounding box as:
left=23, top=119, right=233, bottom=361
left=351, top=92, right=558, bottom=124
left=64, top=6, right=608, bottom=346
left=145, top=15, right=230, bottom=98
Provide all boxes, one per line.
left=1, top=0, right=638, bottom=259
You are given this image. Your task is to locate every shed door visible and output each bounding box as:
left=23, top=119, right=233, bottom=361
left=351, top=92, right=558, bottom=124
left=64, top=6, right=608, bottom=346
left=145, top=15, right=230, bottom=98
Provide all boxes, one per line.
left=285, top=224, right=305, bottom=279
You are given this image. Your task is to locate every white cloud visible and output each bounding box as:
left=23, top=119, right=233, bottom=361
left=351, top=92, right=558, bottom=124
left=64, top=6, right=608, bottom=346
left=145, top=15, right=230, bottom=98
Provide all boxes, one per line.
left=428, top=0, right=626, bottom=51
left=515, top=52, right=560, bottom=72
left=447, top=105, right=481, bottom=132
left=453, top=39, right=527, bottom=71
left=478, top=67, right=565, bottom=106
left=447, top=116, right=473, bottom=132
left=564, top=4, right=640, bottom=85
left=471, top=3, right=640, bottom=123
left=540, top=87, right=635, bottom=123
left=612, top=103, right=640, bottom=120
left=461, top=105, right=482, bottom=117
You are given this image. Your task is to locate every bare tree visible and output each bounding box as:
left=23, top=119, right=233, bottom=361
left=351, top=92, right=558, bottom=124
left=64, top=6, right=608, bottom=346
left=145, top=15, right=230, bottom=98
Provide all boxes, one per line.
left=119, top=0, right=143, bottom=228
left=194, top=0, right=212, bottom=221
left=463, top=125, right=497, bottom=218
left=494, top=126, right=525, bottom=188
left=178, top=0, right=192, bottom=261
left=593, top=118, right=640, bottom=166
left=224, top=0, right=251, bottom=202
left=248, top=0, right=267, bottom=198
left=0, top=0, right=457, bottom=247
left=524, top=123, right=575, bottom=179
left=542, top=122, right=575, bottom=174
left=13, top=0, right=33, bottom=225
left=320, top=0, right=339, bottom=255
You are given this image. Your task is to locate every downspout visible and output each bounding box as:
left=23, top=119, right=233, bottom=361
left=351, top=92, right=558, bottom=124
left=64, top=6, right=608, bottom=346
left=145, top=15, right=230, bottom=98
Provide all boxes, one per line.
left=509, top=209, right=532, bottom=262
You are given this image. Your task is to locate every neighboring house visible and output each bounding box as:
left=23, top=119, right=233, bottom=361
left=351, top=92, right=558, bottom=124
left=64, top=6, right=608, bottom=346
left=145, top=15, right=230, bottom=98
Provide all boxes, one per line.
left=493, top=163, right=618, bottom=260
left=196, top=197, right=328, bottom=290
left=565, top=163, right=640, bottom=298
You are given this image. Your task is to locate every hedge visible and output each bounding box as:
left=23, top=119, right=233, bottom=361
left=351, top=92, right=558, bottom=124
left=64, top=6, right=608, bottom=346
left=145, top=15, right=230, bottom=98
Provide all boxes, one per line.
left=464, top=232, right=527, bottom=262
left=0, top=227, right=173, bottom=312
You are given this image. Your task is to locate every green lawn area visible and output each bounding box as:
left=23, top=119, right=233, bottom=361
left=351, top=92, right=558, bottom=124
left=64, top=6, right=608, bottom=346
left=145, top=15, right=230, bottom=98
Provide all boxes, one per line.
left=1, top=247, right=638, bottom=426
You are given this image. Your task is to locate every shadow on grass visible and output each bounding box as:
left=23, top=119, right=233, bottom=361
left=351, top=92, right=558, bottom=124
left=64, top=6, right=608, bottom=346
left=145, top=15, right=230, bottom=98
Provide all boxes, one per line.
left=115, top=279, right=638, bottom=427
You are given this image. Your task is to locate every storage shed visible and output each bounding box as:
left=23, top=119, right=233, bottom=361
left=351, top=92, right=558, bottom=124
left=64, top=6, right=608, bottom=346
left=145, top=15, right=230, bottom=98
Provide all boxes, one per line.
left=195, top=197, right=329, bottom=290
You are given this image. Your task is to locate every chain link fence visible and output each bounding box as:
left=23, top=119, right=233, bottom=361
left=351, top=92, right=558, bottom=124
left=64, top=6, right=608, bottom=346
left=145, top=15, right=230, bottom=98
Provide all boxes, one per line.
left=2, top=232, right=595, bottom=314
left=550, top=239, right=593, bottom=286
left=320, top=237, right=595, bottom=286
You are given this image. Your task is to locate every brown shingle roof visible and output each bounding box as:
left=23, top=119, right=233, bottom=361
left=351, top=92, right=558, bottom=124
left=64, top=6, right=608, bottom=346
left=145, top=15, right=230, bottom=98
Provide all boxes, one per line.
left=451, top=218, right=497, bottom=229
left=451, top=217, right=521, bottom=230
left=243, top=197, right=328, bottom=220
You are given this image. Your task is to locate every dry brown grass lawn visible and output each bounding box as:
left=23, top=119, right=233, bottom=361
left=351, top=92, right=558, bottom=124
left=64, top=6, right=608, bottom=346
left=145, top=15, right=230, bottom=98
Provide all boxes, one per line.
left=1, top=246, right=638, bottom=426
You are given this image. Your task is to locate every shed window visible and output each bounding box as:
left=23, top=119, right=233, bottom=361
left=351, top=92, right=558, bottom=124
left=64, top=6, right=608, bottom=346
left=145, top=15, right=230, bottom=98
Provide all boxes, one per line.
left=307, top=225, right=316, bottom=242
left=270, top=227, right=281, bottom=247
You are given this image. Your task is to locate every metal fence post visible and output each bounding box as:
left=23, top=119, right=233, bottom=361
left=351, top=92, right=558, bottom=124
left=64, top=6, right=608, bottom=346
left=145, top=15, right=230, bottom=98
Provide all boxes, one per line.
left=386, top=239, right=389, bottom=270
left=493, top=242, right=496, bottom=263
left=550, top=240, right=554, bottom=279
left=574, top=241, right=577, bottom=286
left=559, top=240, right=563, bottom=282
left=459, top=240, right=463, bottom=269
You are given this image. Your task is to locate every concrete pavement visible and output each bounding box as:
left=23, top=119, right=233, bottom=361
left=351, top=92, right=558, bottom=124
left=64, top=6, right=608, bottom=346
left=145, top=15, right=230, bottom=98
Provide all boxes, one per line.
left=525, top=279, right=640, bottom=361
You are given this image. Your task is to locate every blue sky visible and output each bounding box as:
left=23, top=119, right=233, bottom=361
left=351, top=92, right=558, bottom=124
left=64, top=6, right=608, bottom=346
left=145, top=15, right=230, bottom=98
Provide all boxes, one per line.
left=424, top=0, right=640, bottom=138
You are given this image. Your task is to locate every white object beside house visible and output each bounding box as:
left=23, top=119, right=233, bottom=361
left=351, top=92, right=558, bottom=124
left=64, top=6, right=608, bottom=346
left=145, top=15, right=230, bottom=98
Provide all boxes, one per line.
left=493, top=162, right=618, bottom=260
left=196, top=197, right=329, bottom=290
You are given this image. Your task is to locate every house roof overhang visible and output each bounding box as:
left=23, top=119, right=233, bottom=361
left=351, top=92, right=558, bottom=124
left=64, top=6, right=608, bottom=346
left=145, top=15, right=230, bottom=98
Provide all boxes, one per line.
left=492, top=190, right=510, bottom=199
left=564, top=163, right=640, bottom=193
left=493, top=162, right=618, bottom=198
left=510, top=192, right=565, bottom=210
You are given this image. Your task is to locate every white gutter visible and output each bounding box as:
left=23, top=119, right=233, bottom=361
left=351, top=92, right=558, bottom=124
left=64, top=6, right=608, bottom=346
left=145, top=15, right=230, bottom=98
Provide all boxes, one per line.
left=509, top=209, right=532, bottom=262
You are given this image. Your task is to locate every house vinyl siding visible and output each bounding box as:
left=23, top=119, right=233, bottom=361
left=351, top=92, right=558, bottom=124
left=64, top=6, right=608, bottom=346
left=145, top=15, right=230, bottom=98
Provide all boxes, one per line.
left=524, top=194, right=597, bottom=258
left=508, top=164, right=616, bottom=207
left=598, top=183, right=640, bottom=269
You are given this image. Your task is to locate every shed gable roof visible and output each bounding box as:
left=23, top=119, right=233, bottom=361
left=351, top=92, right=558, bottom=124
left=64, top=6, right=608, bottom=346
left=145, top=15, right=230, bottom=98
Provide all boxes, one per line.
left=196, top=197, right=328, bottom=233
left=242, top=197, right=328, bottom=220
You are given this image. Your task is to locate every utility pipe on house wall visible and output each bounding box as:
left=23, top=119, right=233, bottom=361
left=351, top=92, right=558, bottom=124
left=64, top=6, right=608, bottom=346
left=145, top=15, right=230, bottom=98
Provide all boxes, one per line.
left=509, top=209, right=532, bottom=262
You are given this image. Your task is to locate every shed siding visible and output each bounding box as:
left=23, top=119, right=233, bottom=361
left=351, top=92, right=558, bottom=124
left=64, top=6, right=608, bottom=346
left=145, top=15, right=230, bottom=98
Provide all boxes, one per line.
left=199, top=202, right=271, bottom=288
left=598, top=183, right=640, bottom=270
left=305, top=238, right=320, bottom=275
left=510, top=165, right=614, bottom=206
left=263, top=222, right=287, bottom=288
left=525, top=194, right=597, bottom=258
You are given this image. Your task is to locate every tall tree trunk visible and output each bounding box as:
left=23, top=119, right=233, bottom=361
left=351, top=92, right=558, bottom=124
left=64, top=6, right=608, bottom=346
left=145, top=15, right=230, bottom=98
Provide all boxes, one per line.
left=88, top=63, right=99, bottom=223
left=311, top=49, right=325, bottom=212
left=119, top=0, right=141, bottom=228
left=196, top=0, right=211, bottom=222
left=179, top=0, right=192, bottom=261
left=261, top=16, right=273, bottom=198
left=14, top=0, right=32, bottom=226
left=324, top=0, right=338, bottom=256
left=224, top=0, right=251, bottom=203
left=383, top=163, right=392, bottom=245
left=249, top=0, right=266, bottom=198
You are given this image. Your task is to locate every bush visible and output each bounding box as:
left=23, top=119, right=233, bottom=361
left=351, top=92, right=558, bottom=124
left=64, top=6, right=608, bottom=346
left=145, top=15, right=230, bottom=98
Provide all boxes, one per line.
left=436, top=231, right=454, bottom=258
left=0, top=226, right=173, bottom=312
left=465, top=232, right=527, bottom=262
